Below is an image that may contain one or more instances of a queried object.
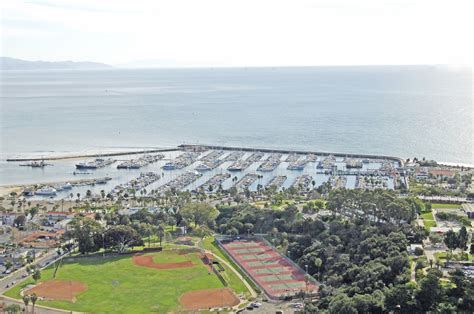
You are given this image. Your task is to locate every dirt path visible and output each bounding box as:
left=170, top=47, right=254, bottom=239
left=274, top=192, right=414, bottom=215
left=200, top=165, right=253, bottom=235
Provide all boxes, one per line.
left=199, top=245, right=257, bottom=299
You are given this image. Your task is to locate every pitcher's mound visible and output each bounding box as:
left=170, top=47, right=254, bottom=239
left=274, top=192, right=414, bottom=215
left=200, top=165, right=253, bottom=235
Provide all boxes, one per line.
left=133, top=254, right=194, bottom=269
left=179, top=288, right=239, bottom=310
left=26, top=280, right=87, bottom=302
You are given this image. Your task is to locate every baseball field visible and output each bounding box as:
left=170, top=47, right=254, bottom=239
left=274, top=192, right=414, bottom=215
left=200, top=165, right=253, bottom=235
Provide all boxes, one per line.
left=4, top=248, right=240, bottom=313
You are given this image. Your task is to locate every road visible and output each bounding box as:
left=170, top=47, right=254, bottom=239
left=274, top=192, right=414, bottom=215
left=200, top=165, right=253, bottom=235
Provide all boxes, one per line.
left=0, top=249, right=73, bottom=314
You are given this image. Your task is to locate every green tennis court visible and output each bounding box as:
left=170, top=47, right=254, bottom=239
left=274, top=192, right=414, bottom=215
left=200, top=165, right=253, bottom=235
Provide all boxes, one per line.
left=254, top=267, right=287, bottom=274
left=234, top=247, right=266, bottom=254
left=269, top=282, right=306, bottom=290
left=260, top=274, right=293, bottom=282
left=227, top=242, right=259, bottom=248
left=247, top=260, right=280, bottom=267
left=240, top=253, right=272, bottom=260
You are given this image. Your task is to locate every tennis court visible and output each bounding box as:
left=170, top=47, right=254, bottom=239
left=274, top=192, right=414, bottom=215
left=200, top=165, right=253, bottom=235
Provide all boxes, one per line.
left=220, top=239, right=318, bottom=298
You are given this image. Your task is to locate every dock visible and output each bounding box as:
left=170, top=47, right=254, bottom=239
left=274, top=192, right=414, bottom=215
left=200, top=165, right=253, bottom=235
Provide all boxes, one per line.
left=178, top=144, right=405, bottom=167
left=265, top=175, right=287, bottom=190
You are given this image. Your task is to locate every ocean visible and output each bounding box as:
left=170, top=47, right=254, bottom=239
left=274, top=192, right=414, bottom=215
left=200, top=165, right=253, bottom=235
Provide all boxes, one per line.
left=0, top=65, right=472, bottom=185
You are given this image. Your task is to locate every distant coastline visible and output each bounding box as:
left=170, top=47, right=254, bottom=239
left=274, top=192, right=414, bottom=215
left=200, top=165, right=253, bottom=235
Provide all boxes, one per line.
left=0, top=56, right=111, bottom=70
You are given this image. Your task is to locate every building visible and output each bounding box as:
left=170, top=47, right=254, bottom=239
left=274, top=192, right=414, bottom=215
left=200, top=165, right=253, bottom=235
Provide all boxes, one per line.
left=462, top=203, right=474, bottom=219
left=44, top=211, right=75, bottom=221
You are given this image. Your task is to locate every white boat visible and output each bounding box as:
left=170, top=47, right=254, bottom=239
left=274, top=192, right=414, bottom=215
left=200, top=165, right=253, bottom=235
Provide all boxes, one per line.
left=35, top=187, right=57, bottom=196
left=61, top=182, right=73, bottom=190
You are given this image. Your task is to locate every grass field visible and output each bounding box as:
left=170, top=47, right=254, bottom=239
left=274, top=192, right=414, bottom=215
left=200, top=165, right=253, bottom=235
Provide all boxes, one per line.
left=4, top=250, right=228, bottom=313
left=423, top=220, right=437, bottom=230
left=431, top=203, right=462, bottom=209
left=420, top=212, right=434, bottom=220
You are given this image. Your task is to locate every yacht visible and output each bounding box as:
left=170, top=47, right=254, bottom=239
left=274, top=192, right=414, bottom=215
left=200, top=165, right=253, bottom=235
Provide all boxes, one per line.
left=162, top=162, right=175, bottom=170
left=61, top=182, right=73, bottom=190
left=195, top=164, right=212, bottom=171
left=35, top=187, right=57, bottom=196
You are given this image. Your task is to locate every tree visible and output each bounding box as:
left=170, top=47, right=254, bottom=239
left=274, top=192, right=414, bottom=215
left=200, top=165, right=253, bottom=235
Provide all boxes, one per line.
left=104, top=225, right=143, bottom=253
left=32, top=269, right=41, bottom=282
left=416, top=271, right=442, bottom=311
left=66, top=217, right=104, bottom=254
left=13, top=215, right=26, bottom=229
left=30, top=293, right=38, bottom=314
left=180, top=202, right=219, bottom=228
left=457, top=226, right=469, bottom=252
left=22, top=294, right=30, bottom=313
left=328, top=294, right=357, bottom=314
left=5, top=260, right=13, bottom=270
left=4, top=304, right=21, bottom=314
left=385, top=283, right=416, bottom=312
left=443, top=229, right=458, bottom=255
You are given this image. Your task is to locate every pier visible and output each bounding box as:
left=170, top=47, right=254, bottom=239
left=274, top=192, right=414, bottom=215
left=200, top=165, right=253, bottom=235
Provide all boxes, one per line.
left=7, top=148, right=177, bottom=162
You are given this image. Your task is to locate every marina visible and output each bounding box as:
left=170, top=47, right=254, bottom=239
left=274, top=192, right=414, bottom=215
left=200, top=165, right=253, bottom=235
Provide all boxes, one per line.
left=291, top=175, right=313, bottom=191
left=4, top=144, right=404, bottom=199
left=285, top=154, right=301, bottom=162
left=75, top=158, right=116, bottom=170
left=228, top=152, right=264, bottom=171
left=257, top=153, right=283, bottom=172
left=345, top=158, right=363, bottom=169
left=111, top=172, right=161, bottom=195
left=329, top=175, right=347, bottom=189
left=234, top=174, right=259, bottom=191
left=317, top=155, right=336, bottom=169
left=197, top=173, right=231, bottom=193
left=287, top=154, right=317, bottom=170
left=154, top=172, right=202, bottom=195
left=162, top=152, right=200, bottom=170
left=195, top=151, right=226, bottom=171
left=223, top=151, right=245, bottom=162
left=117, top=154, right=164, bottom=169
left=199, top=150, right=225, bottom=162
left=265, top=175, right=287, bottom=190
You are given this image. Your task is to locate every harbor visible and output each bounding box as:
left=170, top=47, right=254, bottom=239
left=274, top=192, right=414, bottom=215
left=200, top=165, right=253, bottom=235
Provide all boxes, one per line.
left=117, top=154, right=164, bottom=169
left=257, top=153, right=283, bottom=172
left=2, top=144, right=405, bottom=200
left=197, top=173, right=231, bottom=193
left=265, top=175, right=287, bottom=190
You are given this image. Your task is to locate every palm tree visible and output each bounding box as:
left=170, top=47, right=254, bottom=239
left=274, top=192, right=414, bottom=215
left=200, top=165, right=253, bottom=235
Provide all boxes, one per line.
left=30, top=293, right=38, bottom=314
left=22, top=294, right=30, bottom=313
left=157, top=225, right=165, bottom=247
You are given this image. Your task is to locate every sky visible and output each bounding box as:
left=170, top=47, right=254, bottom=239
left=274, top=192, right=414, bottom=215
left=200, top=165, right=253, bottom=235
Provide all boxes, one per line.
left=1, top=0, right=473, bottom=67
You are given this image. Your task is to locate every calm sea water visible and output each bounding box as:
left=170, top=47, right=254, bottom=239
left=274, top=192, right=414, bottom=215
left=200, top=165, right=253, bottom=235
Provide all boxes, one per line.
left=0, top=65, right=472, bottom=183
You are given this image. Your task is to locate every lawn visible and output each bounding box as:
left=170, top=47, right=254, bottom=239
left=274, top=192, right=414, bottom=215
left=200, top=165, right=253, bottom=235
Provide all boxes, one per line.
left=420, top=212, right=434, bottom=220
left=423, top=220, right=437, bottom=230
left=431, top=203, right=462, bottom=209
left=4, top=250, right=225, bottom=313
left=434, top=251, right=473, bottom=262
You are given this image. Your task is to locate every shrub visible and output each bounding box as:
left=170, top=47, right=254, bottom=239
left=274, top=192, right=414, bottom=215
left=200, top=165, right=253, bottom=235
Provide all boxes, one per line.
left=414, top=247, right=424, bottom=256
